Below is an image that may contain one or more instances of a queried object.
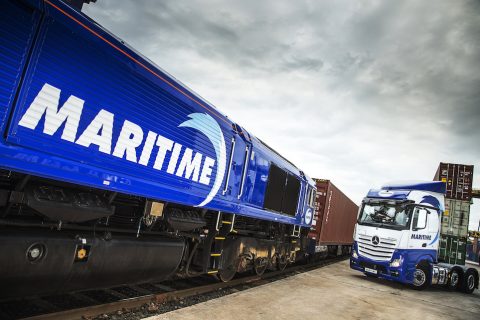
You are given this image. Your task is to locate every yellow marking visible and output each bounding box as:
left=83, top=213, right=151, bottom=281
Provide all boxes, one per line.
left=149, top=201, right=165, bottom=217
left=207, top=270, right=219, bottom=274
left=77, top=248, right=87, bottom=260
left=215, top=236, right=226, bottom=240
left=222, top=221, right=232, bottom=224
left=291, top=240, right=297, bottom=244
left=211, top=253, right=221, bottom=257
left=231, top=229, right=238, bottom=233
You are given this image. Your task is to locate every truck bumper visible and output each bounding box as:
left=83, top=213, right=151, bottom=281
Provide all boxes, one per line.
left=350, top=242, right=410, bottom=284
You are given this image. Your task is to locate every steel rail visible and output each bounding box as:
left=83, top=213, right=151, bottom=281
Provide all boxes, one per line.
left=22, top=257, right=347, bottom=320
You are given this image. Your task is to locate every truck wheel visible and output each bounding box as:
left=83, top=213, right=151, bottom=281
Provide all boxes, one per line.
left=412, top=264, right=429, bottom=290
left=462, top=270, right=476, bottom=294
left=448, top=269, right=461, bottom=291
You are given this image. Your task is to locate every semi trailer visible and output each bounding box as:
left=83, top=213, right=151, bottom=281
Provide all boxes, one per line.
left=350, top=181, right=479, bottom=293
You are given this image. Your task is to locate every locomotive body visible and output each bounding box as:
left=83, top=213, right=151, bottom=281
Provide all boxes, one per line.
left=0, top=0, right=316, bottom=298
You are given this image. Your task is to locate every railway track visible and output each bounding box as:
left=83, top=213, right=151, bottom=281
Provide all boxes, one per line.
left=0, top=256, right=347, bottom=320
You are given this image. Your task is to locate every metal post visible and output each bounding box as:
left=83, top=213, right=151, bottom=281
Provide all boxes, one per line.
left=454, top=238, right=459, bottom=265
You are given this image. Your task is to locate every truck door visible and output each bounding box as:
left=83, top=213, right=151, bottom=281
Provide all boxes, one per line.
left=408, top=207, right=439, bottom=250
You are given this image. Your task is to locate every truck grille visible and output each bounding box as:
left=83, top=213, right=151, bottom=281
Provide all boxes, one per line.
left=357, top=235, right=396, bottom=261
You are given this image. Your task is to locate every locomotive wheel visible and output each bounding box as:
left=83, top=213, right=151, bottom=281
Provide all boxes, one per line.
left=254, top=257, right=268, bottom=276
left=218, top=254, right=239, bottom=282
left=277, top=254, right=288, bottom=271
left=219, top=263, right=237, bottom=282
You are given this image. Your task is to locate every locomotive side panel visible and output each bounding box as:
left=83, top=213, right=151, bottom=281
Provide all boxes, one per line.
left=6, top=0, right=233, bottom=209
left=0, top=0, right=42, bottom=133
left=0, top=0, right=318, bottom=299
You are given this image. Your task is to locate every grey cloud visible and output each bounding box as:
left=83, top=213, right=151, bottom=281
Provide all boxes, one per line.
left=84, top=0, right=480, bottom=228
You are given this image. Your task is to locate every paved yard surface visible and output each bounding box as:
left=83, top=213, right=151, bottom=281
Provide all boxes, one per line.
left=145, top=260, right=480, bottom=320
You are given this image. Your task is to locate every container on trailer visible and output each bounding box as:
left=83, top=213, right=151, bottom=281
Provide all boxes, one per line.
left=434, top=163, right=474, bottom=201
left=309, top=179, right=358, bottom=245
left=439, top=234, right=467, bottom=265
left=440, top=199, right=470, bottom=238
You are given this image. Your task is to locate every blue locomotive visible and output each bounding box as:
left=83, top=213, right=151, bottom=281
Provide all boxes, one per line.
left=0, top=0, right=316, bottom=298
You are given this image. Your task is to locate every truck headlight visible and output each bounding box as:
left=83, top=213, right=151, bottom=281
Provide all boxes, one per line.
left=390, top=256, right=403, bottom=267
left=352, top=249, right=358, bottom=259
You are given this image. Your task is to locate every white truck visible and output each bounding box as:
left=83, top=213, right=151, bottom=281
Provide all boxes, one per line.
left=350, top=181, right=479, bottom=293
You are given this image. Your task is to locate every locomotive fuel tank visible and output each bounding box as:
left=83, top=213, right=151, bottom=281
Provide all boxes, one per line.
left=0, top=229, right=185, bottom=298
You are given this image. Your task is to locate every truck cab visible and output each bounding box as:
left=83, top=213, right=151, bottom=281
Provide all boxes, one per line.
left=350, top=181, right=479, bottom=293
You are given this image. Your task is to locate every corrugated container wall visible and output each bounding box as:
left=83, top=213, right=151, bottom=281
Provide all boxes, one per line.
left=434, top=163, right=474, bottom=201
left=439, top=235, right=467, bottom=265
left=309, top=179, right=359, bottom=245
left=441, top=199, right=470, bottom=238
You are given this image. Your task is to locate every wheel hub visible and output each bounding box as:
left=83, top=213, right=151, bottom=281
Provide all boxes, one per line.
left=467, top=275, right=475, bottom=290
left=413, top=269, right=426, bottom=286
left=450, top=272, right=459, bottom=287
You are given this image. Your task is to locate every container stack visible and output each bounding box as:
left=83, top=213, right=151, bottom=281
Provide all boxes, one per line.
left=433, top=162, right=474, bottom=265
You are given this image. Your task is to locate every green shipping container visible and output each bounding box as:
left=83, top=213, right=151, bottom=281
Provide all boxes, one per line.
left=439, top=235, right=467, bottom=265
left=440, top=199, right=470, bottom=238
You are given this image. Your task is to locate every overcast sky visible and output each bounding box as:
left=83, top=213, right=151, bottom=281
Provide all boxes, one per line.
left=84, top=0, right=480, bottom=230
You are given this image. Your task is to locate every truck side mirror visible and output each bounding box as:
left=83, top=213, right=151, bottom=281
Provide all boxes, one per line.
left=414, top=209, right=427, bottom=230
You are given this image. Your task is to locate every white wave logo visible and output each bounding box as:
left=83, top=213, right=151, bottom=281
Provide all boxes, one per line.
left=179, top=113, right=226, bottom=207
left=304, top=208, right=313, bottom=224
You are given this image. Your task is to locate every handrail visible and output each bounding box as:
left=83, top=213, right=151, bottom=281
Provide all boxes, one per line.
left=237, top=146, right=250, bottom=199
left=295, top=183, right=305, bottom=216
left=222, top=138, right=236, bottom=195
left=303, top=186, right=309, bottom=212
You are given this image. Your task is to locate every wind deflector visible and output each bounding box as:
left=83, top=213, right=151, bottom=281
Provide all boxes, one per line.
left=382, top=181, right=446, bottom=194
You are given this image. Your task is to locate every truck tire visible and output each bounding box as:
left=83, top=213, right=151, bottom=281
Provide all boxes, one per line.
left=412, top=264, right=429, bottom=290
left=462, top=270, right=476, bottom=294
left=447, top=269, right=461, bottom=291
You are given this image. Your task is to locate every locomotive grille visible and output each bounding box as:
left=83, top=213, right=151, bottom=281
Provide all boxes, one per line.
left=357, top=235, right=396, bottom=261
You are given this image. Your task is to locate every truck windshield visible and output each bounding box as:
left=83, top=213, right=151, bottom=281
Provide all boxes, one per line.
left=358, top=203, right=411, bottom=230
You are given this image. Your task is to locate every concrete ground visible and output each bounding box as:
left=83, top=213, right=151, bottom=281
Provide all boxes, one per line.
left=145, top=260, right=480, bottom=320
